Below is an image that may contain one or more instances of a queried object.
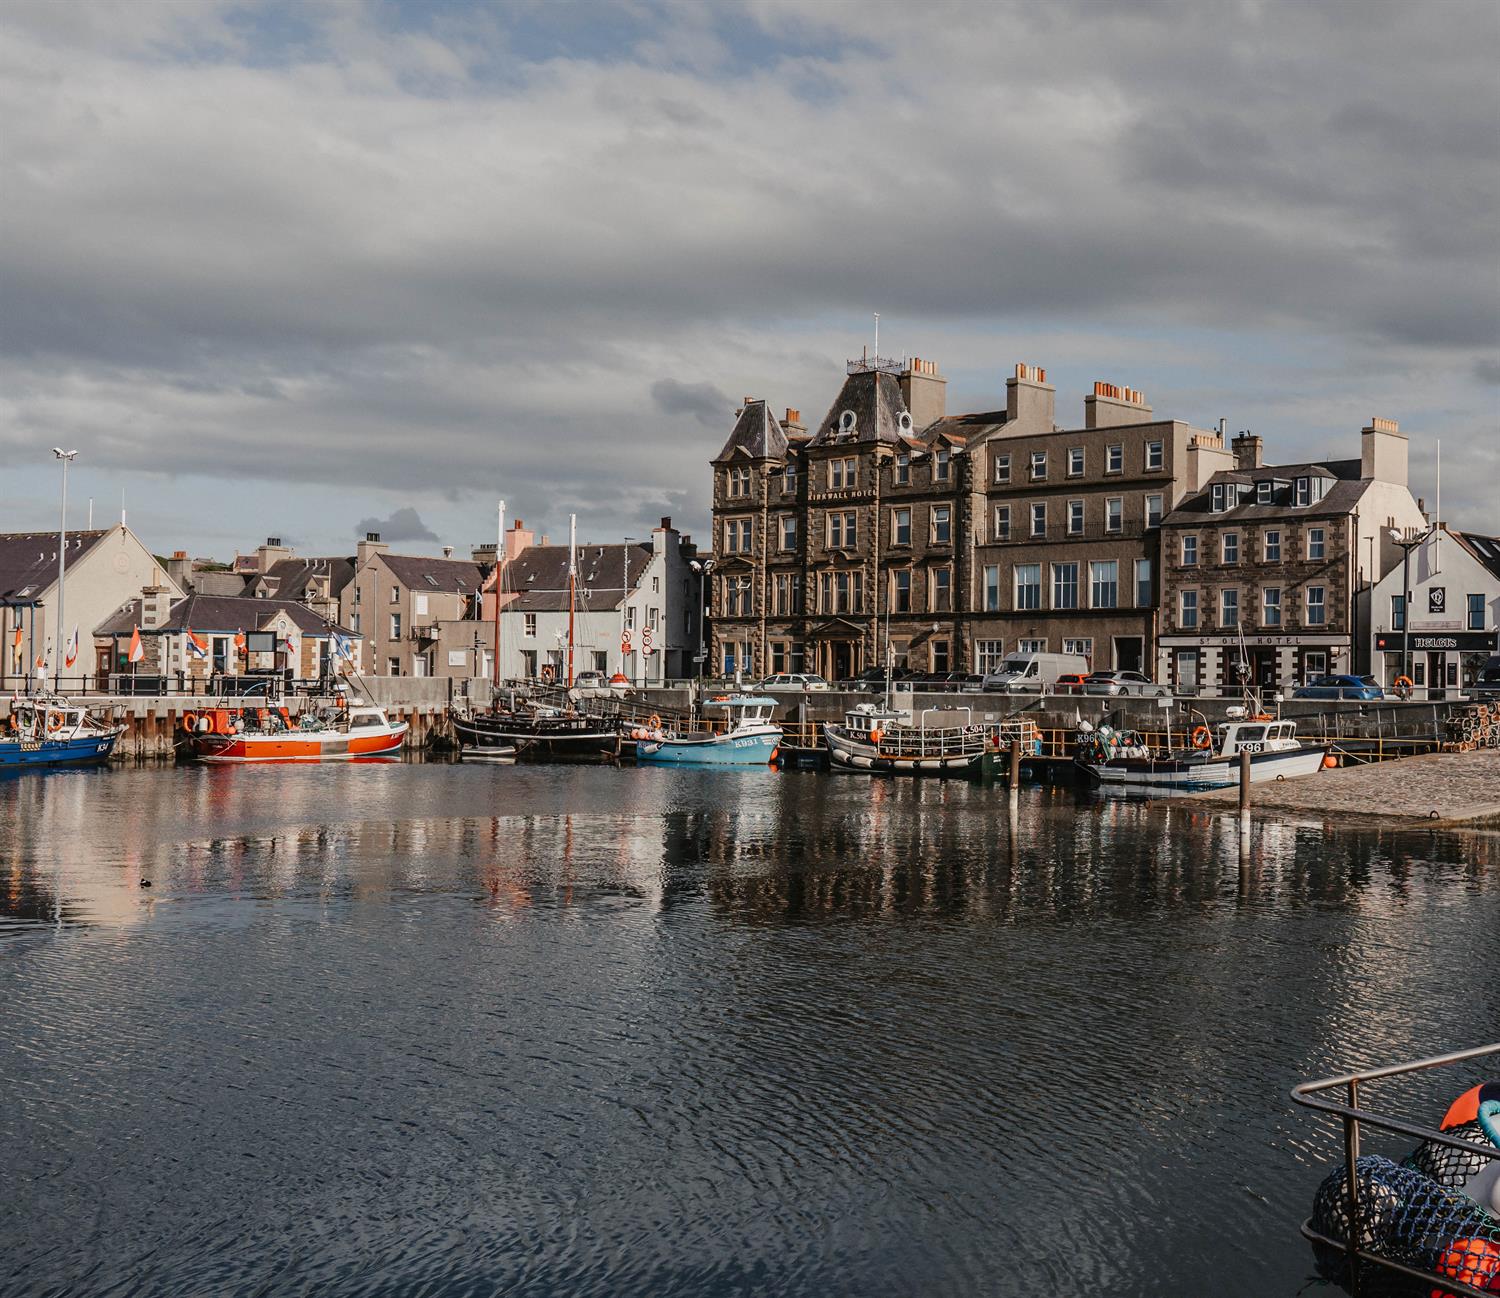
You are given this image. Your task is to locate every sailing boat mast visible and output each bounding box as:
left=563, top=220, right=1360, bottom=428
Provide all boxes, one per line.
left=566, top=513, right=577, bottom=688
left=492, top=499, right=505, bottom=689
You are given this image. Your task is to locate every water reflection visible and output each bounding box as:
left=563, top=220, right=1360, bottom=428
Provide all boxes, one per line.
left=1, top=764, right=1496, bottom=1298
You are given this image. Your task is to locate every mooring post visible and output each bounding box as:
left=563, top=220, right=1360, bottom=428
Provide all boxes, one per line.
left=1008, top=738, right=1021, bottom=804
left=1238, top=748, right=1251, bottom=836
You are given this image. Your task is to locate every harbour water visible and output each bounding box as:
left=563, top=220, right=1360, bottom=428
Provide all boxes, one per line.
left=3, top=763, right=1497, bottom=1297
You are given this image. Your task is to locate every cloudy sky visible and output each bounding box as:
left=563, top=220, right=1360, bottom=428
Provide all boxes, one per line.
left=2, top=0, right=1496, bottom=559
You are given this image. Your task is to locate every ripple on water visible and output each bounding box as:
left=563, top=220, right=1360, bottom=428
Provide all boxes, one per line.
left=2, top=763, right=1498, bottom=1297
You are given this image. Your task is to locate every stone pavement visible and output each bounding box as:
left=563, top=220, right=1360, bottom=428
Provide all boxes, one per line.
left=1175, top=748, right=1500, bottom=825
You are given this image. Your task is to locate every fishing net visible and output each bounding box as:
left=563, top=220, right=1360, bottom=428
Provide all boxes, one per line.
left=1413, top=1121, right=1500, bottom=1191
left=1311, top=1154, right=1500, bottom=1295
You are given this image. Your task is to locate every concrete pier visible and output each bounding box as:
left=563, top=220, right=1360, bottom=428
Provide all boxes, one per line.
left=1178, top=749, right=1500, bottom=826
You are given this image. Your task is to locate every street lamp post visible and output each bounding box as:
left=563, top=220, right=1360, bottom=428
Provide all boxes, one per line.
left=1389, top=527, right=1426, bottom=691
left=52, top=448, right=78, bottom=691
left=689, top=558, right=713, bottom=681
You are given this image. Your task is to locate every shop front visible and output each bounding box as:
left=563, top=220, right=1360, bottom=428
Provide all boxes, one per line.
left=1373, top=630, right=1498, bottom=699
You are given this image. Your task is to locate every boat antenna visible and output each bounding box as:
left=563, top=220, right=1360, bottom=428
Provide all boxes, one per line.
left=566, top=513, right=577, bottom=690
left=492, top=499, right=504, bottom=691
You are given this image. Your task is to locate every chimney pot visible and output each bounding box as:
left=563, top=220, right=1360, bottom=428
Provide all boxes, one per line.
left=659, top=516, right=672, bottom=530
left=366, top=532, right=380, bottom=543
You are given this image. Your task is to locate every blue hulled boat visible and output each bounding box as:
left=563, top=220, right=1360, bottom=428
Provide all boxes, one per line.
left=635, top=696, right=782, bottom=767
left=1, top=695, right=122, bottom=769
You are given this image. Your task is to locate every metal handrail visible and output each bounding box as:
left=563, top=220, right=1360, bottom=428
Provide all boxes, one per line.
left=1290, top=1042, right=1500, bottom=1298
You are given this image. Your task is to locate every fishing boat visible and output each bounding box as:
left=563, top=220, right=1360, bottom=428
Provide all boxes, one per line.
left=458, top=507, right=620, bottom=763
left=824, top=703, right=991, bottom=777
left=1074, top=717, right=1331, bottom=790
left=1, top=694, right=122, bottom=769
left=184, top=697, right=407, bottom=763
left=635, top=696, right=781, bottom=767
left=453, top=707, right=616, bottom=762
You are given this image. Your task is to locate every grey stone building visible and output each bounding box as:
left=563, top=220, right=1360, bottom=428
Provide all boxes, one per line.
left=707, top=355, right=1233, bottom=679
left=960, top=368, right=1233, bottom=673
left=1157, top=420, right=1427, bottom=694
left=710, top=356, right=967, bottom=680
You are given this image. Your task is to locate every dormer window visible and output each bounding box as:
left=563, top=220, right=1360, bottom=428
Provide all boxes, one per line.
left=1295, top=477, right=1310, bottom=506
left=895, top=451, right=910, bottom=485
left=837, top=410, right=857, bottom=439
left=782, top=461, right=798, bottom=494
left=1211, top=483, right=1227, bottom=512
left=1257, top=481, right=1273, bottom=504
left=897, top=412, right=913, bottom=435
left=934, top=446, right=950, bottom=482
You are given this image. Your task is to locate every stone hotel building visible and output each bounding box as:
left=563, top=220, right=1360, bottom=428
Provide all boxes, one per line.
left=708, top=356, right=1236, bottom=679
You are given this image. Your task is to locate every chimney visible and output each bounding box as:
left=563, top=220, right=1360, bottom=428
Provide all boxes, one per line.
left=1004, top=363, right=1055, bottom=435
left=442, top=545, right=454, bottom=559
left=1361, top=416, right=1407, bottom=485
left=164, top=551, right=193, bottom=591
left=356, top=531, right=389, bottom=567
left=256, top=536, right=292, bottom=573
left=899, top=357, right=947, bottom=429
left=783, top=408, right=805, bottom=437
left=504, top=518, right=535, bottom=562
left=471, top=542, right=498, bottom=563
left=1084, top=381, right=1153, bottom=429
left=1231, top=431, right=1263, bottom=470
left=140, top=582, right=173, bottom=630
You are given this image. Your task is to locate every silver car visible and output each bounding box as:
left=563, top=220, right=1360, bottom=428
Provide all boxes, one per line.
left=756, top=673, right=831, bottom=692
left=1081, top=670, right=1172, bottom=699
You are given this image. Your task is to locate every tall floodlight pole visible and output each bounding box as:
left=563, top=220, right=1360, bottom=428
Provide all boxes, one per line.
left=52, top=448, right=78, bottom=690
left=493, top=500, right=505, bottom=689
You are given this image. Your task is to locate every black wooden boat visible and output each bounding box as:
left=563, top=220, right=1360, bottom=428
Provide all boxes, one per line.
left=454, top=709, right=618, bottom=762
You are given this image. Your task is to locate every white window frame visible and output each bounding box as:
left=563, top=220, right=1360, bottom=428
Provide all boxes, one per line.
left=1030, top=502, right=1046, bottom=538
left=1145, top=494, right=1163, bottom=528
left=1306, top=585, right=1326, bottom=626
left=992, top=452, right=1010, bottom=484
left=1014, top=563, right=1042, bottom=611
left=1067, top=499, right=1084, bottom=536
left=1067, top=447, right=1085, bottom=477
left=1308, top=527, right=1325, bottom=560
left=993, top=505, right=1010, bottom=541
left=1029, top=450, right=1047, bottom=481
left=1181, top=535, right=1198, bottom=567
left=1263, top=529, right=1281, bottom=562
left=1262, top=587, right=1281, bottom=627
left=1105, top=497, right=1123, bottom=534
left=1106, top=444, right=1124, bottom=475
left=1051, top=561, right=1079, bottom=610
left=1221, top=588, right=1239, bottom=628
left=1145, top=440, right=1163, bottom=471
left=1180, top=589, right=1198, bottom=630
left=892, top=507, right=911, bottom=547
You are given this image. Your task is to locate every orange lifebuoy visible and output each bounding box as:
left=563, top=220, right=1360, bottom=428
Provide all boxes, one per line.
left=869, top=730, right=883, bottom=744
left=1393, top=675, right=1413, bottom=698
left=1191, top=725, right=1212, bottom=749
left=648, top=713, right=661, bottom=730
left=47, top=713, right=63, bottom=732
left=181, top=711, right=198, bottom=734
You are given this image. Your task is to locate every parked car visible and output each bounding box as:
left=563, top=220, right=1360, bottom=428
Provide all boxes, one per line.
left=982, top=652, right=1092, bottom=694
left=1081, top=670, right=1172, bottom=699
left=1292, top=674, right=1384, bottom=701
left=756, top=673, right=831, bottom=692
left=842, top=667, right=914, bottom=693
left=906, top=671, right=984, bottom=693
left=1052, top=672, right=1090, bottom=695
left=1472, top=654, right=1500, bottom=699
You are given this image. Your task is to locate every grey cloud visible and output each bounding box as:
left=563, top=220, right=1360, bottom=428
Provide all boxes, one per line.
left=353, top=507, right=439, bottom=543
left=0, top=0, right=1495, bottom=544
left=650, top=378, right=730, bottom=426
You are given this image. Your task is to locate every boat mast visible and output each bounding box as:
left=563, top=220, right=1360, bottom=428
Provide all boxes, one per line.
left=567, top=513, right=577, bottom=688
left=492, top=499, right=504, bottom=690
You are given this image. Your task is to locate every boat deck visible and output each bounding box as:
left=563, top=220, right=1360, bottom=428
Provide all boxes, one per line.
left=1171, top=748, right=1500, bottom=826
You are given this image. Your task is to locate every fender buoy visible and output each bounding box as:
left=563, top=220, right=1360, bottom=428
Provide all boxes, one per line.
left=1191, top=725, right=1212, bottom=749
left=1323, top=754, right=1338, bottom=769
left=648, top=713, right=661, bottom=730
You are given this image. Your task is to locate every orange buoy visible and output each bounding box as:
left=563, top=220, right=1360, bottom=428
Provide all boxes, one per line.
left=1323, top=754, right=1338, bottom=769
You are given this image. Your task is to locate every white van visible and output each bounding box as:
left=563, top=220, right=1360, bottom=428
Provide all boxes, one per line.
left=981, top=652, right=1091, bottom=694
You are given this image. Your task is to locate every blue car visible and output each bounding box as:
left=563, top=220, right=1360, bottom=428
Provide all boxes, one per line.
left=1293, top=674, right=1385, bottom=701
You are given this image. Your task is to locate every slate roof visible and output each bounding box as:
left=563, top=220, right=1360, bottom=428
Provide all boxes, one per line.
left=921, top=410, right=1009, bottom=444
left=1161, top=458, right=1368, bottom=526
left=0, top=530, right=111, bottom=602
left=501, top=543, right=653, bottom=613
left=378, top=553, right=488, bottom=595
left=95, top=593, right=357, bottom=638
left=1454, top=531, right=1500, bottom=583
left=713, top=399, right=789, bottom=463
left=256, top=556, right=355, bottom=601
left=808, top=370, right=910, bottom=446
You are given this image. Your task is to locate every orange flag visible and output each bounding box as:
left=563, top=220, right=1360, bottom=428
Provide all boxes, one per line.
left=127, top=626, right=144, bottom=664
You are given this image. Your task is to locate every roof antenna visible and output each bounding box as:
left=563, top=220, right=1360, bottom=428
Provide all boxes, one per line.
left=873, top=312, right=879, bottom=358
left=88, top=497, right=94, bottom=529
left=120, top=489, right=126, bottom=528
